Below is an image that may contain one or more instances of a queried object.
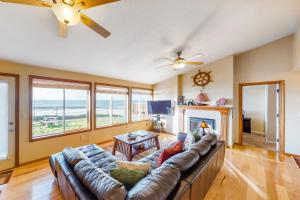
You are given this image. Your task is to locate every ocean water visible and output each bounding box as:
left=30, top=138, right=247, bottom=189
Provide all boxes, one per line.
left=32, top=100, right=136, bottom=117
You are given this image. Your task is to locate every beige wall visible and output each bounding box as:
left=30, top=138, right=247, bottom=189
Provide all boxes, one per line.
left=153, top=56, right=234, bottom=136
left=181, top=55, right=234, bottom=105
left=243, top=85, right=266, bottom=134
left=234, top=35, right=300, bottom=155
left=0, top=60, right=152, bottom=164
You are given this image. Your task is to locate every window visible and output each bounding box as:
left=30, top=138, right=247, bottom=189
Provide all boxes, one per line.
left=95, top=84, right=128, bottom=128
left=30, top=77, right=91, bottom=140
left=131, top=88, right=152, bottom=122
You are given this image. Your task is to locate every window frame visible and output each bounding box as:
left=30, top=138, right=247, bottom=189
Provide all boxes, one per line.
left=94, top=83, right=130, bottom=130
left=29, top=75, right=92, bottom=142
left=130, top=87, right=153, bottom=123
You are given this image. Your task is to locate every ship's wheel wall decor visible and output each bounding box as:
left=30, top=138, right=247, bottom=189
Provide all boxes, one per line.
left=191, top=70, right=213, bottom=89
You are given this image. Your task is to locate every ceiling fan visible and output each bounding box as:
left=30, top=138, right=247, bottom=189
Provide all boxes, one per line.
left=0, top=0, right=119, bottom=38
left=156, top=51, right=205, bottom=70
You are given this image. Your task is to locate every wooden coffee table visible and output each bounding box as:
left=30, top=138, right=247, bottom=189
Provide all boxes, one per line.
left=112, top=131, right=160, bottom=161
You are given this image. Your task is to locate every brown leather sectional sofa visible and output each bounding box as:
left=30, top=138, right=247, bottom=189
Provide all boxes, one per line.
left=49, top=134, right=225, bottom=200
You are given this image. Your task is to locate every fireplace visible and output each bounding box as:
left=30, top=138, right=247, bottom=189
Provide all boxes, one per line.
left=189, top=117, right=216, bottom=133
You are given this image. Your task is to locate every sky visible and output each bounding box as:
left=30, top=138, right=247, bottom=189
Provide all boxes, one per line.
left=33, top=88, right=88, bottom=100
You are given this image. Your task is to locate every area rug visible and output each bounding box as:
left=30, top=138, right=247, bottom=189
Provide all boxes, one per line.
left=294, top=156, right=300, bottom=168
left=0, top=170, right=13, bottom=185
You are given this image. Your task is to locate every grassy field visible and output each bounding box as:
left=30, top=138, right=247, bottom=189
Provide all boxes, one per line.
left=32, top=115, right=126, bottom=136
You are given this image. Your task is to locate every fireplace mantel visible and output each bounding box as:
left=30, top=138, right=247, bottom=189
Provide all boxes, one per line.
left=178, top=105, right=231, bottom=114
left=178, top=105, right=232, bottom=146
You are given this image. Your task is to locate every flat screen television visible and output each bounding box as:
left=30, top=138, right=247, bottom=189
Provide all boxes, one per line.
left=147, top=100, right=172, bottom=115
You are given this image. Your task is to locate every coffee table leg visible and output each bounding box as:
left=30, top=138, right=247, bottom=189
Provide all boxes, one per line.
left=112, top=140, right=117, bottom=155
left=127, top=144, right=133, bottom=161
left=155, top=137, right=160, bottom=150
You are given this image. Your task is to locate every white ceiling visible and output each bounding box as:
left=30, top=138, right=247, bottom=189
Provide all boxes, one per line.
left=0, top=0, right=300, bottom=84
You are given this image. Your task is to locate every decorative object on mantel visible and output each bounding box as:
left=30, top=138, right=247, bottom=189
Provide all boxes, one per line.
left=178, top=96, right=185, bottom=105
left=195, top=91, right=210, bottom=106
left=191, top=70, right=213, bottom=89
left=216, top=98, right=227, bottom=106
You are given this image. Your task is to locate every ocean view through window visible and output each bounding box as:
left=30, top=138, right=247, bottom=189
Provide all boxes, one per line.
left=131, top=88, right=152, bottom=122
left=30, top=77, right=91, bottom=140
left=95, top=84, right=128, bottom=128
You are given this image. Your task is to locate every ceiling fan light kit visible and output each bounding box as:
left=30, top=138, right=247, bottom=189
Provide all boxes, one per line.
left=156, top=50, right=205, bottom=70
left=52, top=2, right=80, bottom=25
left=1, top=0, right=119, bottom=38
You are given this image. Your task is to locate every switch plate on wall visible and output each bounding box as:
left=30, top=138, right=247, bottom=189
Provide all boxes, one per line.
left=297, top=112, right=300, bottom=118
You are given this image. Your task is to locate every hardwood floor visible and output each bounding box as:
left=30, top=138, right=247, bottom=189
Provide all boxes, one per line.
left=0, top=133, right=299, bottom=200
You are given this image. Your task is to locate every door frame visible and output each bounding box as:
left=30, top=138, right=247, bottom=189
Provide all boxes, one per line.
left=238, top=80, right=285, bottom=154
left=0, top=72, right=19, bottom=167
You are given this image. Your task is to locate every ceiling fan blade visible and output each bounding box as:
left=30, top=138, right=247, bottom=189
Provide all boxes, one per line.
left=162, top=58, right=175, bottom=62
left=77, top=0, right=119, bottom=10
left=80, top=13, right=111, bottom=38
left=156, top=64, right=173, bottom=69
left=58, top=21, right=68, bottom=38
left=185, top=52, right=204, bottom=60
left=184, top=61, right=204, bottom=65
left=0, top=0, right=52, bottom=7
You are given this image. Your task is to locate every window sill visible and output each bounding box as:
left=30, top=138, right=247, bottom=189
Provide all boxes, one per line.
left=131, top=119, right=152, bottom=124
left=30, top=128, right=92, bottom=142
left=95, top=123, right=129, bottom=130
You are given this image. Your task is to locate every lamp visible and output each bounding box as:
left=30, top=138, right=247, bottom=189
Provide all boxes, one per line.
left=200, top=120, right=209, bottom=136
left=52, top=2, right=81, bottom=26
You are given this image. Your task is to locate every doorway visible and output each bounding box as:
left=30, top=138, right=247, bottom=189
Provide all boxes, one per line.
left=0, top=73, right=19, bottom=171
left=239, top=81, right=285, bottom=153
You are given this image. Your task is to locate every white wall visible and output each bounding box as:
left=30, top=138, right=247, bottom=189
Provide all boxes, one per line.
left=153, top=76, right=178, bottom=134
left=266, top=84, right=277, bottom=143
left=234, top=35, right=300, bottom=155
left=243, top=85, right=266, bottom=134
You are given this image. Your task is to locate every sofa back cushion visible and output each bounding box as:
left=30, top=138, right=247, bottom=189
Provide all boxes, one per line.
left=202, top=133, right=218, bottom=146
left=189, top=140, right=211, bottom=156
left=127, top=164, right=180, bottom=200
left=74, top=159, right=127, bottom=200
left=62, top=147, right=88, bottom=167
left=164, top=149, right=199, bottom=172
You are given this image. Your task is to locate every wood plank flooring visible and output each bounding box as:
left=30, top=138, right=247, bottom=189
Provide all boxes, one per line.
left=0, top=133, right=299, bottom=200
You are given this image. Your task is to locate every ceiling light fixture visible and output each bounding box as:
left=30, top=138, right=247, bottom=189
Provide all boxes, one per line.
left=52, top=2, right=81, bottom=25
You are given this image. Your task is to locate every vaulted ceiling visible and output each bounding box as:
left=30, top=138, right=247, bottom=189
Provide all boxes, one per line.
left=0, top=0, right=300, bottom=84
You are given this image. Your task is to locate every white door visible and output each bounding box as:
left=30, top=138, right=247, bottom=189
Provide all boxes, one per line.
left=275, top=84, right=280, bottom=151
left=0, top=76, right=15, bottom=171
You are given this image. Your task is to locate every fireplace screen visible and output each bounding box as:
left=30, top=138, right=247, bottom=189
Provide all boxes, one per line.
left=190, top=117, right=216, bottom=133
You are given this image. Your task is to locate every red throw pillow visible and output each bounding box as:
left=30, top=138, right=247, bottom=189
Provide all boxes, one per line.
left=157, top=141, right=184, bottom=167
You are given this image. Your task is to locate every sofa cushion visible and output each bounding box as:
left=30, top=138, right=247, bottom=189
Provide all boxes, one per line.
left=139, top=149, right=164, bottom=169
left=164, top=149, right=199, bottom=172
left=189, top=140, right=211, bottom=156
left=116, top=161, right=151, bottom=174
left=157, top=141, right=184, bottom=167
left=110, top=168, right=145, bottom=190
left=127, top=164, right=181, bottom=200
left=74, top=159, right=127, bottom=200
left=202, top=133, right=218, bottom=146
left=62, top=147, right=88, bottom=167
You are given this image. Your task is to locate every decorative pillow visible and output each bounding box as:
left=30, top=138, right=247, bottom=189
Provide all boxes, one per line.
left=74, top=159, right=127, bottom=200
left=177, top=132, right=187, bottom=143
left=116, top=161, right=151, bottom=174
left=62, top=147, right=88, bottom=167
left=157, top=141, right=184, bottom=167
left=110, top=168, right=145, bottom=190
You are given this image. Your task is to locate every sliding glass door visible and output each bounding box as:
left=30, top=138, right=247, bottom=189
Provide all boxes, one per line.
left=0, top=76, right=15, bottom=171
